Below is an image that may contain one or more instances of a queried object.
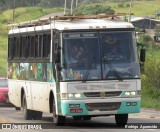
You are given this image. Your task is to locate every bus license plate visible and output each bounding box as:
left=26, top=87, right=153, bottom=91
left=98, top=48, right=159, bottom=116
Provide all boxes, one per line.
left=70, top=109, right=83, bottom=113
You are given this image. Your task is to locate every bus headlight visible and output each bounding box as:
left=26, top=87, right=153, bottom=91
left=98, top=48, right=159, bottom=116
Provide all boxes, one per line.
left=75, top=93, right=81, bottom=98
left=61, top=93, right=84, bottom=99
left=131, top=91, right=136, bottom=96
left=124, top=91, right=137, bottom=96
left=69, top=94, right=74, bottom=98
left=125, top=92, right=131, bottom=96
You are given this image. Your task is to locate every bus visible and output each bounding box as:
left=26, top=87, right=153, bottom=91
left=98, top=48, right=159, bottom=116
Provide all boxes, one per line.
left=7, top=14, right=145, bottom=126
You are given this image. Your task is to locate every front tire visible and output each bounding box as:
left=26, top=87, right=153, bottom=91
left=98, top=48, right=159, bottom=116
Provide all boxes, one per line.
left=53, top=99, right=65, bottom=125
left=83, top=116, right=91, bottom=120
left=22, top=94, right=33, bottom=120
left=115, top=114, right=128, bottom=126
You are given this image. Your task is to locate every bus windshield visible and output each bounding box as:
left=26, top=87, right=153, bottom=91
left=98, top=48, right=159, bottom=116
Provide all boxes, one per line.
left=61, top=31, right=140, bottom=81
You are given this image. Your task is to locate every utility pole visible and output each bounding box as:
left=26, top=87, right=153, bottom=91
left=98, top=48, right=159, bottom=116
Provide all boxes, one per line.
left=71, top=0, right=74, bottom=15
left=129, top=0, right=133, bottom=22
left=13, top=0, right=15, bottom=21
left=76, top=0, right=78, bottom=7
left=64, top=0, right=67, bottom=15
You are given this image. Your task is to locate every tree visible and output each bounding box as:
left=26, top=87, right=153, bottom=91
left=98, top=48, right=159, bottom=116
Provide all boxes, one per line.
left=155, top=25, right=160, bottom=36
left=74, top=4, right=115, bottom=15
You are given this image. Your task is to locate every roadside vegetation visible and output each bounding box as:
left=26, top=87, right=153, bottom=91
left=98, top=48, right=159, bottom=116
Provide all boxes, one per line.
left=137, top=32, right=160, bottom=109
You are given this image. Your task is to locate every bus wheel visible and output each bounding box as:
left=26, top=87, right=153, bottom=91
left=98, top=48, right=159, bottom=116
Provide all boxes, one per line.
left=33, top=111, right=43, bottom=120
left=115, top=114, right=128, bottom=126
left=53, top=100, right=65, bottom=125
left=83, top=116, right=91, bottom=120
left=22, top=94, right=33, bottom=120
left=15, top=107, right=21, bottom=110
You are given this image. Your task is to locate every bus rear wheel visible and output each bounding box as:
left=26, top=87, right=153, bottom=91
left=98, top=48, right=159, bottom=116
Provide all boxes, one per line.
left=53, top=100, right=65, bottom=125
left=33, top=111, right=43, bottom=120
left=115, top=114, right=128, bottom=126
left=15, top=107, right=21, bottom=110
left=22, top=94, right=33, bottom=120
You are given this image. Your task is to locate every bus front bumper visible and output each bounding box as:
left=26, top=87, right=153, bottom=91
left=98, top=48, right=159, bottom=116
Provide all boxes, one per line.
left=60, top=98, right=141, bottom=116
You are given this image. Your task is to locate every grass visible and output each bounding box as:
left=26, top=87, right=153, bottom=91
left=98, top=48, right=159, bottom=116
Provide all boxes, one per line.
left=3, top=7, right=63, bottom=23
left=141, top=94, right=160, bottom=109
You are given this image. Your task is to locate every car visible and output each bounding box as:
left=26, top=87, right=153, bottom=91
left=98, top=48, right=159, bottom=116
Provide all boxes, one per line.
left=0, top=78, right=11, bottom=106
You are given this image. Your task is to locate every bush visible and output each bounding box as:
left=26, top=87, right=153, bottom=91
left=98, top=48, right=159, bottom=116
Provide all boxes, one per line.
left=155, top=25, right=160, bottom=36
left=126, top=3, right=130, bottom=7
left=74, top=4, right=115, bottom=15
left=117, top=2, right=124, bottom=8
left=142, top=44, right=160, bottom=102
left=0, top=18, right=7, bottom=24
left=138, top=34, right=151, bottom=44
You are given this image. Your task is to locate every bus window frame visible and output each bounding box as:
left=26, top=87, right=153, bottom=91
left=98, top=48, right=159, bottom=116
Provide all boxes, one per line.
left=8, top=30, right=51, bottom=63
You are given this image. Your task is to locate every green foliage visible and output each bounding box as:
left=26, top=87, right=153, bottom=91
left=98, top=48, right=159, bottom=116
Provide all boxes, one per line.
left=74, top=4, right=115, bottom=15
left=138, top=34, right=151, bottom=44
left=126, top=3, right=130, bottom=7
left=141, top=43, right=160, bottom=108
left=0, top=18, right=7, bottom=24
left=141, top=94, right=160, bottom=109
left=135, top=27, right=141, bottom=32
left=117, top=2, right=124, bottom=8
left=155, top=25, right=160, bottom=36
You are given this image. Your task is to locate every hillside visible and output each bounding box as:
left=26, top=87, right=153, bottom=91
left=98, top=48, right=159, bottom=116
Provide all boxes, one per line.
left=105, top=0, right=160, bottom=17
left=74, top=0, right=160, bottom=17
left=0, top=7, right=63, bottom=76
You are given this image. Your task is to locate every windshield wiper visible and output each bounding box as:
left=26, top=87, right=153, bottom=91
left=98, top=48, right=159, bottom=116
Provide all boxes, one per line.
left=103, top=57, right=123, bottom=81
left=83, top=57, right=96, bottom=83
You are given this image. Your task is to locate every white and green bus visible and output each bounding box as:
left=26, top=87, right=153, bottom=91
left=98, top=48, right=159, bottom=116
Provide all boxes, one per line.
left=8, top=15, right=145, bottom=126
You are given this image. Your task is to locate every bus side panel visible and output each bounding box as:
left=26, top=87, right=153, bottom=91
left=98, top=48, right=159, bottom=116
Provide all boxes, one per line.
left=8, top=62, right=57, bottom=113
left=8, top=63, right=20, bottom=107
left=8, top=79, right=17, bottom=106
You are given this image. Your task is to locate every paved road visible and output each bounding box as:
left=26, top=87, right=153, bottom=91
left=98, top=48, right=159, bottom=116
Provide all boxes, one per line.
left=0, top=107, right=160, bottom=131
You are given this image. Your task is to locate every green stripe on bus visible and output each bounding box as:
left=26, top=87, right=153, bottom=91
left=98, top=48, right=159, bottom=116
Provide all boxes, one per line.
left=61, top=102, right=89, bottom=116
left=117, top=101, right=140, bottom=114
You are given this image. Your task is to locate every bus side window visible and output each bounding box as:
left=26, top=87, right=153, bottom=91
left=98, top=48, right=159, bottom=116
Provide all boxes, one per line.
left=29, top=35, right=35, bottom=58
left=8, top=37, right=14, bottom=59
left=14, top=37, right=20, bottom=58
left=21, top=36, right=28, bottom=58
left=35, top=35, right=43, bottom=58
left=43, top=34, right=51, bottom=58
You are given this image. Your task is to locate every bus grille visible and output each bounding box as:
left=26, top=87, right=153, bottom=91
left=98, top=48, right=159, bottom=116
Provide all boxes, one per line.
left=83, top=91, right=122, bottom=98
left=85, top=102, right=121, bottom=111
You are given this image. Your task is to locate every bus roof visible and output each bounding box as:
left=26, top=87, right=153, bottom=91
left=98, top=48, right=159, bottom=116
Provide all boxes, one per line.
left=8, top=14, right=134, bottom=34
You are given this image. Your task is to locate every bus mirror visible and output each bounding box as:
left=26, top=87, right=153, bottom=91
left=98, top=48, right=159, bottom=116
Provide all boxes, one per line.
left=140, top=48, right=146, bottom=62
